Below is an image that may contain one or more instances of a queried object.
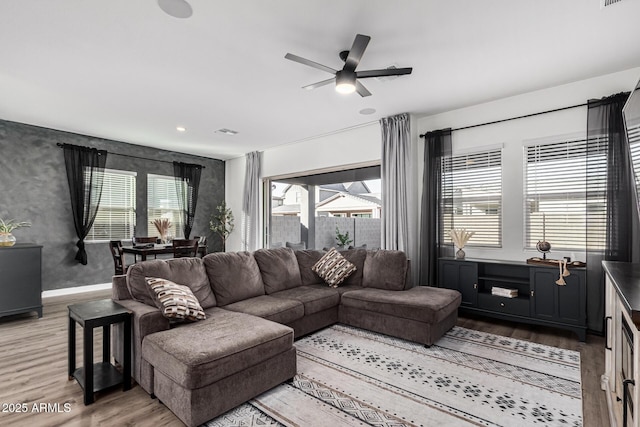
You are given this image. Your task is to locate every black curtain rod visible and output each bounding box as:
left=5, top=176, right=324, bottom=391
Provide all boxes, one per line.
left=419, top=102, right=588, bottom=138
left=56, top=143, right=205, bottom=168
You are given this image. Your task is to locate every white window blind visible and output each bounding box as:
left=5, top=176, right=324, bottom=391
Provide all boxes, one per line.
left=147, top=174, right=184, bottom=239
left=629, top=123, right=640, bottom=193
left=524, top=139, right=607, bottom=251
left=441, top=149, right=502, bottom=247
left=87, top=169, right=136, bottom=241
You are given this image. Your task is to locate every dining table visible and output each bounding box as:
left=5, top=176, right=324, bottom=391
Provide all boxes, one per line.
left=122, top=243, right=207, bottom=262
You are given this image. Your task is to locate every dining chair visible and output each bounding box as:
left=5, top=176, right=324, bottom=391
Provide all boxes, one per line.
left=133, top=236, right=158, bottom=261
left=109, top=240, right=128, bottom=275
left=172, top=238, right=199, bottom=258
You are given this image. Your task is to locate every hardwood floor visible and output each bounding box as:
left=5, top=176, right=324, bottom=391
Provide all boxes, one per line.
left=0, top=290, right=609, bottom=426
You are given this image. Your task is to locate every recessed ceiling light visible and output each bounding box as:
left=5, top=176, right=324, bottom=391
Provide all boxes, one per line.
left=216, top=128, right=238, bottom=136
left=359, top=108, right=376, bottom=115
left=157, top=0, right=193, bottom=19
left=176, top=126, right=186, bottom=132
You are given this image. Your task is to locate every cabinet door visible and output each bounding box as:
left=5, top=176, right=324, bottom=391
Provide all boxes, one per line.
left=459, top=263, right=478, bottom=306
left=531, top=267, right=586, bottom=326
left=557, top=270, right=586, bottom=325
left=438, top=260, right=477, bottom=307
left=530, top=269, right=558, bottom=321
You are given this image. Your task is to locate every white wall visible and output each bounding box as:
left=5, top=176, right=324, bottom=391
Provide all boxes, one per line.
left=225, top=155, right=246, bottom=251
left=416, top=67, right=640, bottom=264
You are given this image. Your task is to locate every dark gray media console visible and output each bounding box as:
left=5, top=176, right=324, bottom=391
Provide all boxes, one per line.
left=0, top=243, right=43, bottom=318
left=438, top=257, right=586, bottom=341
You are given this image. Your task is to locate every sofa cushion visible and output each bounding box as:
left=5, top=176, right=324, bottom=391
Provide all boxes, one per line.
left=362, top=250, right=408, bottom=291
left=203, top=252, right=265, bottom=306
left=253, top=248, right=302, bottom=294
left=127, top=258, right=216, bottom=309
left=295, top=249, right=326, bottom=286
left=146, top=277, right=206, bottom=322
left=340, top=249, right=367, bottom=287
left=340, top=286, right=461, bottom=323
left=222, top=295, right=304, bottom=324
left=142, top=308, right=294, bottom=389
left=312, top=248, right=357, bottom=287
left=271, top=286, right=340, bottom=315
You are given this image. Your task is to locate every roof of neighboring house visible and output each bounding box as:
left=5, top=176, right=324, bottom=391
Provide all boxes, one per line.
left=315, top=192, right=381, bottom=209
left=271, top=204, right=300, bottom=214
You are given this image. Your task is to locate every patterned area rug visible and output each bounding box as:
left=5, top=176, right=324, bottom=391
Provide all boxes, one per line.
left=204, top=325, right=582, bottom=427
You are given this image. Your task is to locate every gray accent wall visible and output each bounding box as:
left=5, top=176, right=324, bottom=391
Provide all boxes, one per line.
left=0, top=119, right=225, bottom=291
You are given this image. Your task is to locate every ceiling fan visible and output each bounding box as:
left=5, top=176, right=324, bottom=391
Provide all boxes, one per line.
left=285, top=34, right=413, bottom=97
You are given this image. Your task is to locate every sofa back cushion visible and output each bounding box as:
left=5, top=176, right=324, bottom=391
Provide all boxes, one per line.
left=362, top=250, right=408, bottom=291
left=295, top=249, right=326, bottom=286
left=340, top=248, right=367, bottom=287
left=126, top=258, right=216, bottom=309
left=203, top=252, right=266, bottom=305
left=253, top=247, right=302, bottom=294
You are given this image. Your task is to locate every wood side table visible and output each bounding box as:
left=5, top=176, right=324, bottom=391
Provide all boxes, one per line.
left=68, top=299, right=132, bottom=405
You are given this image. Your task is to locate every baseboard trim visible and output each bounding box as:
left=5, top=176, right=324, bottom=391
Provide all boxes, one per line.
left=42, top=283, right=111, bottom=299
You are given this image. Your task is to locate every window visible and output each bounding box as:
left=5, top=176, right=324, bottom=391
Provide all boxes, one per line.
left=524, top=139, right=607, bottom=251
left=147, top=174, right=184, bottom=239
left=441, top=149, right=502, bottom=247
left=87, top=169, right=136, bottom=241
left=267, top=165, right=381, bottom=249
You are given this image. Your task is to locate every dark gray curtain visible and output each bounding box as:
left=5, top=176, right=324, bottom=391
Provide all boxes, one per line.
left=419, top=129, right=452, bottom=287
left=586, top=92, right=634, bottom=333
left=62, top=143, right=107, bottom=265
left=173, top=161, right=202, bottom=239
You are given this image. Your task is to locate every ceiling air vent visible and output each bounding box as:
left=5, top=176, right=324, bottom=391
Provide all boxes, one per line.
left=601, top=0, right=622, bottom=8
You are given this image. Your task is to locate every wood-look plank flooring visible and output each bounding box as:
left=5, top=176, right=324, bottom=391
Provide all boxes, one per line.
left=0, top=290, right=609, bottom=427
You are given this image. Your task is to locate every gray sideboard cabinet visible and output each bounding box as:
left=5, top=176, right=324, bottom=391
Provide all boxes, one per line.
left=0, top=243, right=43, bottom=318
left=438, top=257, right=586, bottom=341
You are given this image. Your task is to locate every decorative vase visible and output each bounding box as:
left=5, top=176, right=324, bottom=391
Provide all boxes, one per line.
left=455, top=247, right=465, bottom=259
left=0, top=232, right=16, bottom=247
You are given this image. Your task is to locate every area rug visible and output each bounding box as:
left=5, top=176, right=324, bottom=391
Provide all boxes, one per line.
left=204, top=325, right=582, bottom=427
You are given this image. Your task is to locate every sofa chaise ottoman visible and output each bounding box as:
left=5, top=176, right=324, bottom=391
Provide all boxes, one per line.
left=142, top=308, right=295, bottom=427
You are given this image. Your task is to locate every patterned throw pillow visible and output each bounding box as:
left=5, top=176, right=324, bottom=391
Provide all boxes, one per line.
left=311, top=247, right=357, bottom=288
left=146, top=277, right=206, bottom=321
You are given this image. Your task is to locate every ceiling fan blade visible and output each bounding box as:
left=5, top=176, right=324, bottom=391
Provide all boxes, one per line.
left=356, top=67, right=413, bottom=79
left=344, top=34, right=371, bottom=72
left=302, top=78, right=335, bottom=91
left=285, top=53, right=337, bottom=75
left=355, top=81, right=372, bottom=97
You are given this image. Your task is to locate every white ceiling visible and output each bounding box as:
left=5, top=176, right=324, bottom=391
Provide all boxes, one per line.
left=1, top=0, right=640, bottom=160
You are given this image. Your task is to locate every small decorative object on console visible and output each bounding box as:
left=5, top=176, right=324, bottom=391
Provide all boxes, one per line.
left=448, top=228, right=474, bottom=259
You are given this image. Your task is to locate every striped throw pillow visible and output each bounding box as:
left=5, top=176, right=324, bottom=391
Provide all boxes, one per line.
left=311, top=247, right=357, bottom=288
left=146, top=278, right=206, bottom=321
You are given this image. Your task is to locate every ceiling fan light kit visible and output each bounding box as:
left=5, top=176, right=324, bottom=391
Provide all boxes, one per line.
left=285, top=34, right=413, bottom=97
left=335, top=70, right=356, bottom=94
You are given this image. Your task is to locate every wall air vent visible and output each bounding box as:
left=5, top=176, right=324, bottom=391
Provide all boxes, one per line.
left=601, top=0, right=622, bottom=8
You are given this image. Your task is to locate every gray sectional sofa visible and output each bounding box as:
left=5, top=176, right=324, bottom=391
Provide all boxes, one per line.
left=111, top=247, right=461, bottom=426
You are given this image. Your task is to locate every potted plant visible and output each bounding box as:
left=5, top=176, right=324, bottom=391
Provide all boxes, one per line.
left=335, top=227, right=353, bottom=249
left=0, top=218, right=31, bottom=247
left=209, top=201, right=234, bottom=250
left=153, top=218, right=173, bottom=243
